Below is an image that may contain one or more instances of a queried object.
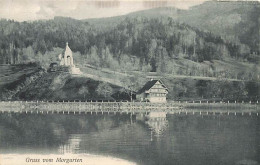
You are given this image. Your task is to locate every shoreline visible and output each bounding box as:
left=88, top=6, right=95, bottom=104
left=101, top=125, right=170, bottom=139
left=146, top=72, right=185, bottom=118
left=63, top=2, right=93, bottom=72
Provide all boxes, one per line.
left=1, top=153, right=136, bottom=165
left=0, top=101, right=259, bottom=113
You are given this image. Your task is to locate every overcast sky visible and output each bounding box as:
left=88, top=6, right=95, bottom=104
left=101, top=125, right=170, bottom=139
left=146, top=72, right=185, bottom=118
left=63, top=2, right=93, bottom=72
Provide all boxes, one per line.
left=0, top=0, right=206, bottom=21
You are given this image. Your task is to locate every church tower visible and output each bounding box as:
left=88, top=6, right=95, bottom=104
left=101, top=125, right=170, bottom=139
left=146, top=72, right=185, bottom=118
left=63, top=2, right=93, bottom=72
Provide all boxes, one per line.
left=57, top=42, right=81, bottom=75
left=63, top=42, right=74, bottom=66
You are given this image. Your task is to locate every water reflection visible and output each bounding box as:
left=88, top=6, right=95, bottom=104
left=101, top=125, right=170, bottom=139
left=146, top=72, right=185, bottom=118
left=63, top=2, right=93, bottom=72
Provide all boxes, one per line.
left=59, top=134, right=82, bottom=154
left=136, top=112, right=169, bottom=140
left=0, top=112, right=259, bottom=165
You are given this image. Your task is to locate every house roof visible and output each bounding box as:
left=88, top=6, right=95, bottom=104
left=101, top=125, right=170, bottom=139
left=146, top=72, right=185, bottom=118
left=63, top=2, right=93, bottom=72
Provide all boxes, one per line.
left=137, top=79, right=168, bottom=94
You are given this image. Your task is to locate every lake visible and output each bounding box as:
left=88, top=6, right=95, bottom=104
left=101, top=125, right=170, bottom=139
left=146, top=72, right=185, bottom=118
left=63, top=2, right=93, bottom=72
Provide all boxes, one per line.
left=0, top=111, right=259, bottom=165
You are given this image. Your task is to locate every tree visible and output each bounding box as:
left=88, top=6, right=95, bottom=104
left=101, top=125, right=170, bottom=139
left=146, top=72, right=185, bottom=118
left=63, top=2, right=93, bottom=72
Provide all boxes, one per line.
left=251, top=64, right=259, bottom=81
left=235, top=81, right=248, bottom=100
left=33, top=39, right=47, bottom=54
left=78, top=86, right=89, bottom=100
left=22, top=46, right=34, bottom=63
left=120, top=76, right=144, bottom=101
left=96, top=82, right=113, bottom=98
left=88, top=46, right=100, bottom=67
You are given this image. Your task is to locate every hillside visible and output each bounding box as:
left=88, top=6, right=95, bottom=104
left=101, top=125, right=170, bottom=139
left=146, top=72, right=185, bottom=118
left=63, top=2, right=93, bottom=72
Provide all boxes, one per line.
left=1, top=15, right=259, bottom=77
left=177, top=1, right=260, bottom=56
left=0, top=1, right=259, bottom=101
left=0, top=63, right=42, bottom=87
left=85, top=1, right=260, bottom=61
left=0, top=64, right=259, bottom=101
left=84, top=7, right=180, bottom=30
left=0, top=64, right=130, bottom=101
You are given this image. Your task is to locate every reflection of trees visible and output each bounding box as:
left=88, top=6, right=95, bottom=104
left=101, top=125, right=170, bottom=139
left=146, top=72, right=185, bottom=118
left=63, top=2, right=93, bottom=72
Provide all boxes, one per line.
left=77, top=118, right=152, bottom=163
left=1, top=113, right=257, bottom=165
left=0, top=114, right=67, bottom=150
left=0, top=113, right=168, bottom=163
left=0, top=113, right=132, bottom=153
left=167, top=115, right=259, bottom=165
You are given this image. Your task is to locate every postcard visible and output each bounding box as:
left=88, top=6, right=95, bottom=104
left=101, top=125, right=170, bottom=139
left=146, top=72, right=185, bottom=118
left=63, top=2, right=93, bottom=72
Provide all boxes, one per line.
left=0, top=0, right=259, bottom=165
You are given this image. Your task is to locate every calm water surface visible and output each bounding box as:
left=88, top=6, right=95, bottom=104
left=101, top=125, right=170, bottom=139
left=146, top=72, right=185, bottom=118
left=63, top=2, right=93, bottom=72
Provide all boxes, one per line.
left=0, top=111, right=259, bottom=165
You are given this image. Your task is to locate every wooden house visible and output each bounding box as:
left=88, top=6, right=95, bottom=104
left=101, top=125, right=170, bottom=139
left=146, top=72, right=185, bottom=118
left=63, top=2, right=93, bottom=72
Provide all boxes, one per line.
left=136, top=79, right=168, bottom=103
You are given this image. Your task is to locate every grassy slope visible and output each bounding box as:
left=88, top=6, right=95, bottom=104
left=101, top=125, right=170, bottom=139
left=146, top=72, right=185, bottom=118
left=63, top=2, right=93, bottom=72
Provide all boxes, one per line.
left=0, top=64, right=43, bottom=90
left=77, top=56, right=259, bottom=83
left=12, top=71, right=125, bottom=101
left=0, top=64, right=130, bottom=101
left=0, top=63, right=259, bottom=101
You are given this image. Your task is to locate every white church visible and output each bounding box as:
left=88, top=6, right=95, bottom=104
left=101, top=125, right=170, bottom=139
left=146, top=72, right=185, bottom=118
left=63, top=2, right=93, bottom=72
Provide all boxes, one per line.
left=58, top=42, right=81, bottom=75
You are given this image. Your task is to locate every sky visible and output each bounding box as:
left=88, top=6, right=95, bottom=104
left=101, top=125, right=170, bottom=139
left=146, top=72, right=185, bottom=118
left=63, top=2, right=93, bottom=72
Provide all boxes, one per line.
left=0, top=0, right=206, bottom=21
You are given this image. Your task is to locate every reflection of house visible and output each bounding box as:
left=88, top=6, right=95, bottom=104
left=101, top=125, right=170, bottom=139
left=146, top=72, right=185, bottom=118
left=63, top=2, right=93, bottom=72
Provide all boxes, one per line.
left=146, top=119, right=168, bottom=136
left=145, top=112, right=168, bottom=138
left=136, top=79, right=168, bottom=103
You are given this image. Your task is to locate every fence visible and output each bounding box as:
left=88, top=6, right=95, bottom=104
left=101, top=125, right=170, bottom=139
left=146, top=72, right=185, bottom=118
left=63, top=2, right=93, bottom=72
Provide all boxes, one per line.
left=0, top=100, right=259, bottom=114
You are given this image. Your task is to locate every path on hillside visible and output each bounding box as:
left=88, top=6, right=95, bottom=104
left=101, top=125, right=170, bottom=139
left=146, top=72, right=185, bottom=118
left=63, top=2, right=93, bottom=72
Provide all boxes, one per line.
left=74, top=72, right=124, bottom=87
left=0, top=64, right=41, bottom=86
left=79, top=64, right=244, bottom=84
left=0, top=64, right=44, bottom=100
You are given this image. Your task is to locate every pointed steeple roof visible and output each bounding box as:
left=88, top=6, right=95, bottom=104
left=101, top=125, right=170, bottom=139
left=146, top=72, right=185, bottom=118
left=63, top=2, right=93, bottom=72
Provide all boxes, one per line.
left=63, top=42, right=72, bottom=55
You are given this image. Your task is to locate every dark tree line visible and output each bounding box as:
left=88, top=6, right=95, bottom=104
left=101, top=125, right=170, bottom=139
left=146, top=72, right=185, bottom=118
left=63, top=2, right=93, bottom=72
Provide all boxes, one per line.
left=0, top=16, right=256, bottom=71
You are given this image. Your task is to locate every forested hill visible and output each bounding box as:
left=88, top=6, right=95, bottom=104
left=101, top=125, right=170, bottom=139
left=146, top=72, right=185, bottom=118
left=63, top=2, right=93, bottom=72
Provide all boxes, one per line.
left=0, top=17, right=93, bottom=64
left=176, top=1, right=260, bottom=55
left=0, top=1, right=260, bottom=82
left=86, top=1, right=260, bottom=60
left=0, top=15, right=257, bottom=66
left=0, top=2, right=259, bottom=101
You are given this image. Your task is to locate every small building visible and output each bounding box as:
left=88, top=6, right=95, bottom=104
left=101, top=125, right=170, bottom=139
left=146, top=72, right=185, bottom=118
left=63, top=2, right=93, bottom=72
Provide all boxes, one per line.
left=57, top=42, right=81, bottom=75
left=136, top=79, right=168, bottom=103
left=59, top=42, right=74, bottom=67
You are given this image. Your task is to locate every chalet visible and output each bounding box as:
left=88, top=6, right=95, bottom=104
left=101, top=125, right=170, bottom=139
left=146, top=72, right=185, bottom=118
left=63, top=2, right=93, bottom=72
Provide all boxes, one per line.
left=136, top=79, right=168, bottom=103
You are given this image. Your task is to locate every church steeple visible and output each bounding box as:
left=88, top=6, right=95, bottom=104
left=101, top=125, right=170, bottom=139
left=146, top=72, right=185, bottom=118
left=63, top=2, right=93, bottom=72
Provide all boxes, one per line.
left=62, top=42, right=73, bottom=66
left=57, top=41, right=82, bottom=74
left=64, top=42, right=72, bottom=54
